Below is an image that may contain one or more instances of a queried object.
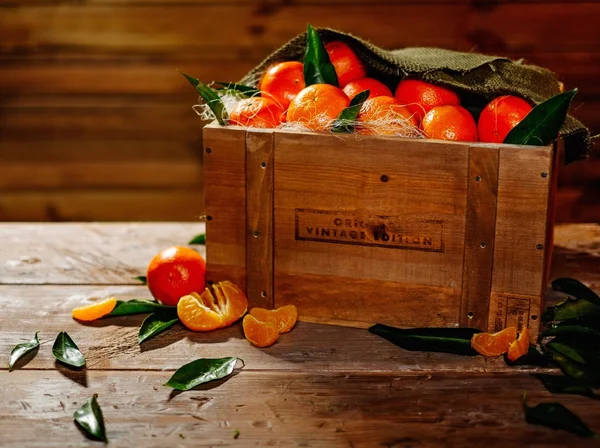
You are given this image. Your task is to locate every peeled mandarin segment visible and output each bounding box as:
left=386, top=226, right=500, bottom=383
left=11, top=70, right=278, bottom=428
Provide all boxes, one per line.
left=471, top=326, right=518, bottom=357
left=196, top=289, right=219, bottom=313
left=72, top=297, right=117, bottom=321
left=220, top=281, right=249, bottom=327
left=250, top=305, right=298, bottom=334
left=243, top=315, right=279, bottom=348
left=177, top=294, right=223, bottom=332
left=211, top=283, right=228, bottom=314
left=507, top=327, right=531, bottom=362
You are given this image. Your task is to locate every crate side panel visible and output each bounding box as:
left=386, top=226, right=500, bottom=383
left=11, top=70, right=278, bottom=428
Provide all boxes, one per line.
left=489, top=145, right=553, bottom=335
left=203, top=125, right=247, bottom=286
left=273, top=133, right=470, bottom=327
left=460, top=146, right=499, bottom=329
left=245, top=130, right=275, bottom=309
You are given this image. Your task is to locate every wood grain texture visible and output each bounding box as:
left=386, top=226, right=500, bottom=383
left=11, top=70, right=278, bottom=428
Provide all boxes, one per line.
left=245, top=130, right=275, bottom=309
left=203, top=125, right=247, bottom=287
left=0, top=223, right=205, bottom=284
left=460, top=146, right=499, bottom=329
left=3, top=370, right=600, bottom=448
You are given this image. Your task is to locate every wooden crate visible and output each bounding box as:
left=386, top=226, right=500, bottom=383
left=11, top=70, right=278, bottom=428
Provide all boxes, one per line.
left=203, top=122, right=557, bottom=338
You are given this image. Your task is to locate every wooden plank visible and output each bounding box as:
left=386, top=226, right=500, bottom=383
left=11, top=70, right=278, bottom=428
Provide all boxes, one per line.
left=1, top=4, right=599, bottom=55
left=0, top=223, right=205, bottom=284
left=245, top=130, right=275, bottom=309
left=3, top=370, right=600, bottom=448
left=489, top=146, right=553, bottom=334
left=276, top=272, right=460, bottom=328
left=0, top=189, right=205, bottom=222
left=203, top=124, right=247, bottom=286
left=0, top=284, right=552, bottom=373
left=460, top=146, right=499, bottom=329
left=5, top=0, right=584, bottom=5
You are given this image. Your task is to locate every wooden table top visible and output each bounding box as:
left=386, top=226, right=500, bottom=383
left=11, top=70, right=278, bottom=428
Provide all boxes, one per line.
left=1, top=222, right=599, bottom=447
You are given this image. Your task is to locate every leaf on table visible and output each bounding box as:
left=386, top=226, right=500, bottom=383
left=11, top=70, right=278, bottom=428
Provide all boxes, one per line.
left=8, top=331, right=40, bottom=372
left=165, top=357, right=240, bottom=391
left=332, top=90, right=370, bottom=133
left=179, top=71, right=228, bottom=125
left=541, top=324, right=600, bottom=339
left=542, top=296, right=600, bottom=323
left=552, top=278, right=600, bottom=307
left=522, top=393, right=597, bottom=438
left=547, top=340, right=588, bottom=364
left=532, top=374, right=600, bottom=400
left=52, top=331, right=86, bottom=369
left=503, top=89, right=577, bottom=146
left=212, top=82, right=260, bottom=97
left=368, top=324, right=482, bottom=356
left=73, top=394, right=108, bottom=443
left=138, top=310, right=179, bottom=344
left=188, top=233, right=206, bottom=245
left=132, top=275, right=147, bottom=285
left=108, top=299, right=174, bottom=317
left=504, top=345, right=550, bottom=367
left=548, top=350, right=600, bottom=388
left=303, top=24, right=338, bottom=87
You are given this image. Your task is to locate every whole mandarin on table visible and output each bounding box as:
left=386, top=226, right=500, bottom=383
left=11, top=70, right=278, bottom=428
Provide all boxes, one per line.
left=478, top=95, right=533, bottom=143
left=421, top=105, right=478, bottom=142
left=229, top=97, right=285, bottom=128
left=395, top=79, right=460, bottom=122
left=287, top=84, right=350, bottom=132
left=259, top=61, right=305, bottom=109
left=343, top=77, right=393, bottom=101
left=357, top=96, right=419, bottom=136
left=147, top=246, right=206, bottom=306
left=325, top=40, right=366, bottom=87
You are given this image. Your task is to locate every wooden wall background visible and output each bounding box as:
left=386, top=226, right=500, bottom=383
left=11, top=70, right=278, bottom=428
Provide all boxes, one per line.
left=0, top=0, right=598, bottom=222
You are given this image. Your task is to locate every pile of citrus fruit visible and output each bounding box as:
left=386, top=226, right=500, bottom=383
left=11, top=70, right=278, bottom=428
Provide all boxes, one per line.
left=227, top=40, right=533, bottom=143
left=71, top=246, right=297, bottom=348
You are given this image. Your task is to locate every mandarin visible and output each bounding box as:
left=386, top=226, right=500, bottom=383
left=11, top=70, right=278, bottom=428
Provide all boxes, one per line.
left=507, top=327, right=530, bottom=362
left=229, top=97, right=285, bottom=128
left=471, top=326, right=517, bottom=357
left=259, top=61, right=305, bottom=109
left=357, top=96, right=419, bottom=136
left=243, top=315, right=279, bottom=348
left=177, top=281, right=248, bottom=332
left=421, top=105, right=478, bottom=142
left=250, top=304, right=298, bottom=334
left=478, top=95, right=533, bottom=143
left=72, top=297, right=117, bottom=321
left=287, top=84, right=349, bottom=132
left=395, top=79, right=460, bottom=122
left=343, top=77, right=393, bottom=101
left=325, top=41, right=366, bottom=87
left=147, top=246, right=206, bottom=306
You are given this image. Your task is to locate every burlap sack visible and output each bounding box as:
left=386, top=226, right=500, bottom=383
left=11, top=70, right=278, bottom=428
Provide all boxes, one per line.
left=241, top=28, right=592, bottom=163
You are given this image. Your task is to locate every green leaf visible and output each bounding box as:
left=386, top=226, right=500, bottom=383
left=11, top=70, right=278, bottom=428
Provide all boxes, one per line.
left=541, top=324, right=600, bottom=339
left=549, top=350, right=600, bottom=388
left=52, top=331, right=85, bottom=369
left=212, top=82, right=260, bottom=97
left=73, top=394, right=107, bottom=443
left=542, top=297, right=600, bottom=322
left=504, top=345, right=550, bottom=367
left=552, top=277, right=600, bottom=307
left=132, top=275, right=147, bottom=285
left=303, top=24, right=338, bottom=87
left=108, top=299, right=174, bottom=317
left=179, top=71, right=228, bottom=125
left=522, top=393, right=597, bottom=438
left=188, top=233, right=206, bottom=245
left=332, top=90, right=370, bottom=133
left=368, top=324, right=482, bottom=356
left=165, top=357, right=239, bottom=391
left=503, top=89, right=577, bottom=146
left=532, top=374, right=600, bottom=400
left=8, top=331, right=40, bottom=372
left=138, top=310, right=179, bottom=344
left=547, top=340, right=588, bottom=364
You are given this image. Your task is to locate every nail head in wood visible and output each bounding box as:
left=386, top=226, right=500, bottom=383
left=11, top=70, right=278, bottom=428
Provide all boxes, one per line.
left=380, top=175, right=388, bottom=182
left=206, top=215, right=213, bottom=221
left=261, top=161, right=267, bottom=168
left=480, top=242, right=487, bottom=248
left=541, top=172, right=548, bottom=178
left=205, top=147, right=212, bottom=154
left=474, top=176, right=482, bottom=182
left=253, top=231, right=260, bottom=238
left=536, top=244, right=544, bottom=250
left=467, top=312, right=474, bottom=319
